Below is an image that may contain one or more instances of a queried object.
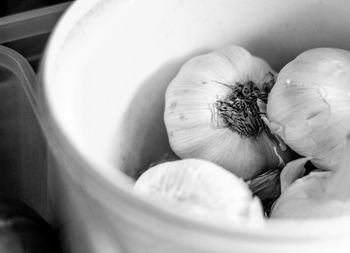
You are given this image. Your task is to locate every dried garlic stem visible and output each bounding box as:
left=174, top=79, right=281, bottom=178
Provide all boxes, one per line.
left=213, top=73, right=275, bottom=139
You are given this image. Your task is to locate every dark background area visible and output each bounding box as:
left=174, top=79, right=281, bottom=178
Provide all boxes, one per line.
left=0, top=0, right=69, bottom=16
left=0, top=0, right=72, bottom=219
left=0, top=0, right=72, bottom=71
left=0, top=1, right=72, bottom=251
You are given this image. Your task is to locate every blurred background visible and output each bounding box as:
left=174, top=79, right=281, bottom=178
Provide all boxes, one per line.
left=0, top=2, right=72, bottom=251
left=0, top=0, right=72, bottom=71
left=0, top=0, right=69, bottom=15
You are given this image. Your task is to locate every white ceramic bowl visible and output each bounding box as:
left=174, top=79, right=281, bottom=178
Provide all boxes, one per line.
left=41, top=0, right=350, bottom=252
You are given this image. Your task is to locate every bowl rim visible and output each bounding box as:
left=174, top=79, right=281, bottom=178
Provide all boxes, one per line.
left=41, top=0, right=350, bottom=242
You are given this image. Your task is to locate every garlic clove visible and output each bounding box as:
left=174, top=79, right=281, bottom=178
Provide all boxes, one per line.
left=271, top=139, right=350, bottom=219
left=280, top=157, right=310, bottom=193
left=324, top=136, right=350, bottom=200
left=270, top=170, right=335, bottom=219
left=133, top=159, right=265, bottom=227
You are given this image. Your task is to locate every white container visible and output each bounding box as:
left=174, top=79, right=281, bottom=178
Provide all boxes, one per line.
left=40, top=0, right=350, bottom=252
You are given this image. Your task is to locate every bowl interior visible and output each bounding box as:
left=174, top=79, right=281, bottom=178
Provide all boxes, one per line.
left=45, top=0, right=350, bottom=216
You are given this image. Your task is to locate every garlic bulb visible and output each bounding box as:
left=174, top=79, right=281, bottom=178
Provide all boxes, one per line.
left=271, top=140, right=350, bottom=219
left=134, top=159, right=264, bottom=227
left=164, top=45, right=293, bottom=180
left=280, top=157, right=310, bottom=194
left=267, top=47, right=350, bottom=171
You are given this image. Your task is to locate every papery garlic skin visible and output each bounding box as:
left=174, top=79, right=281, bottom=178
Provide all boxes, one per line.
left=134, top=159, right=264, bottom=228
left=267, top=48, right=350, bottom=170
left=164, top=45, right=292, bottom=180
